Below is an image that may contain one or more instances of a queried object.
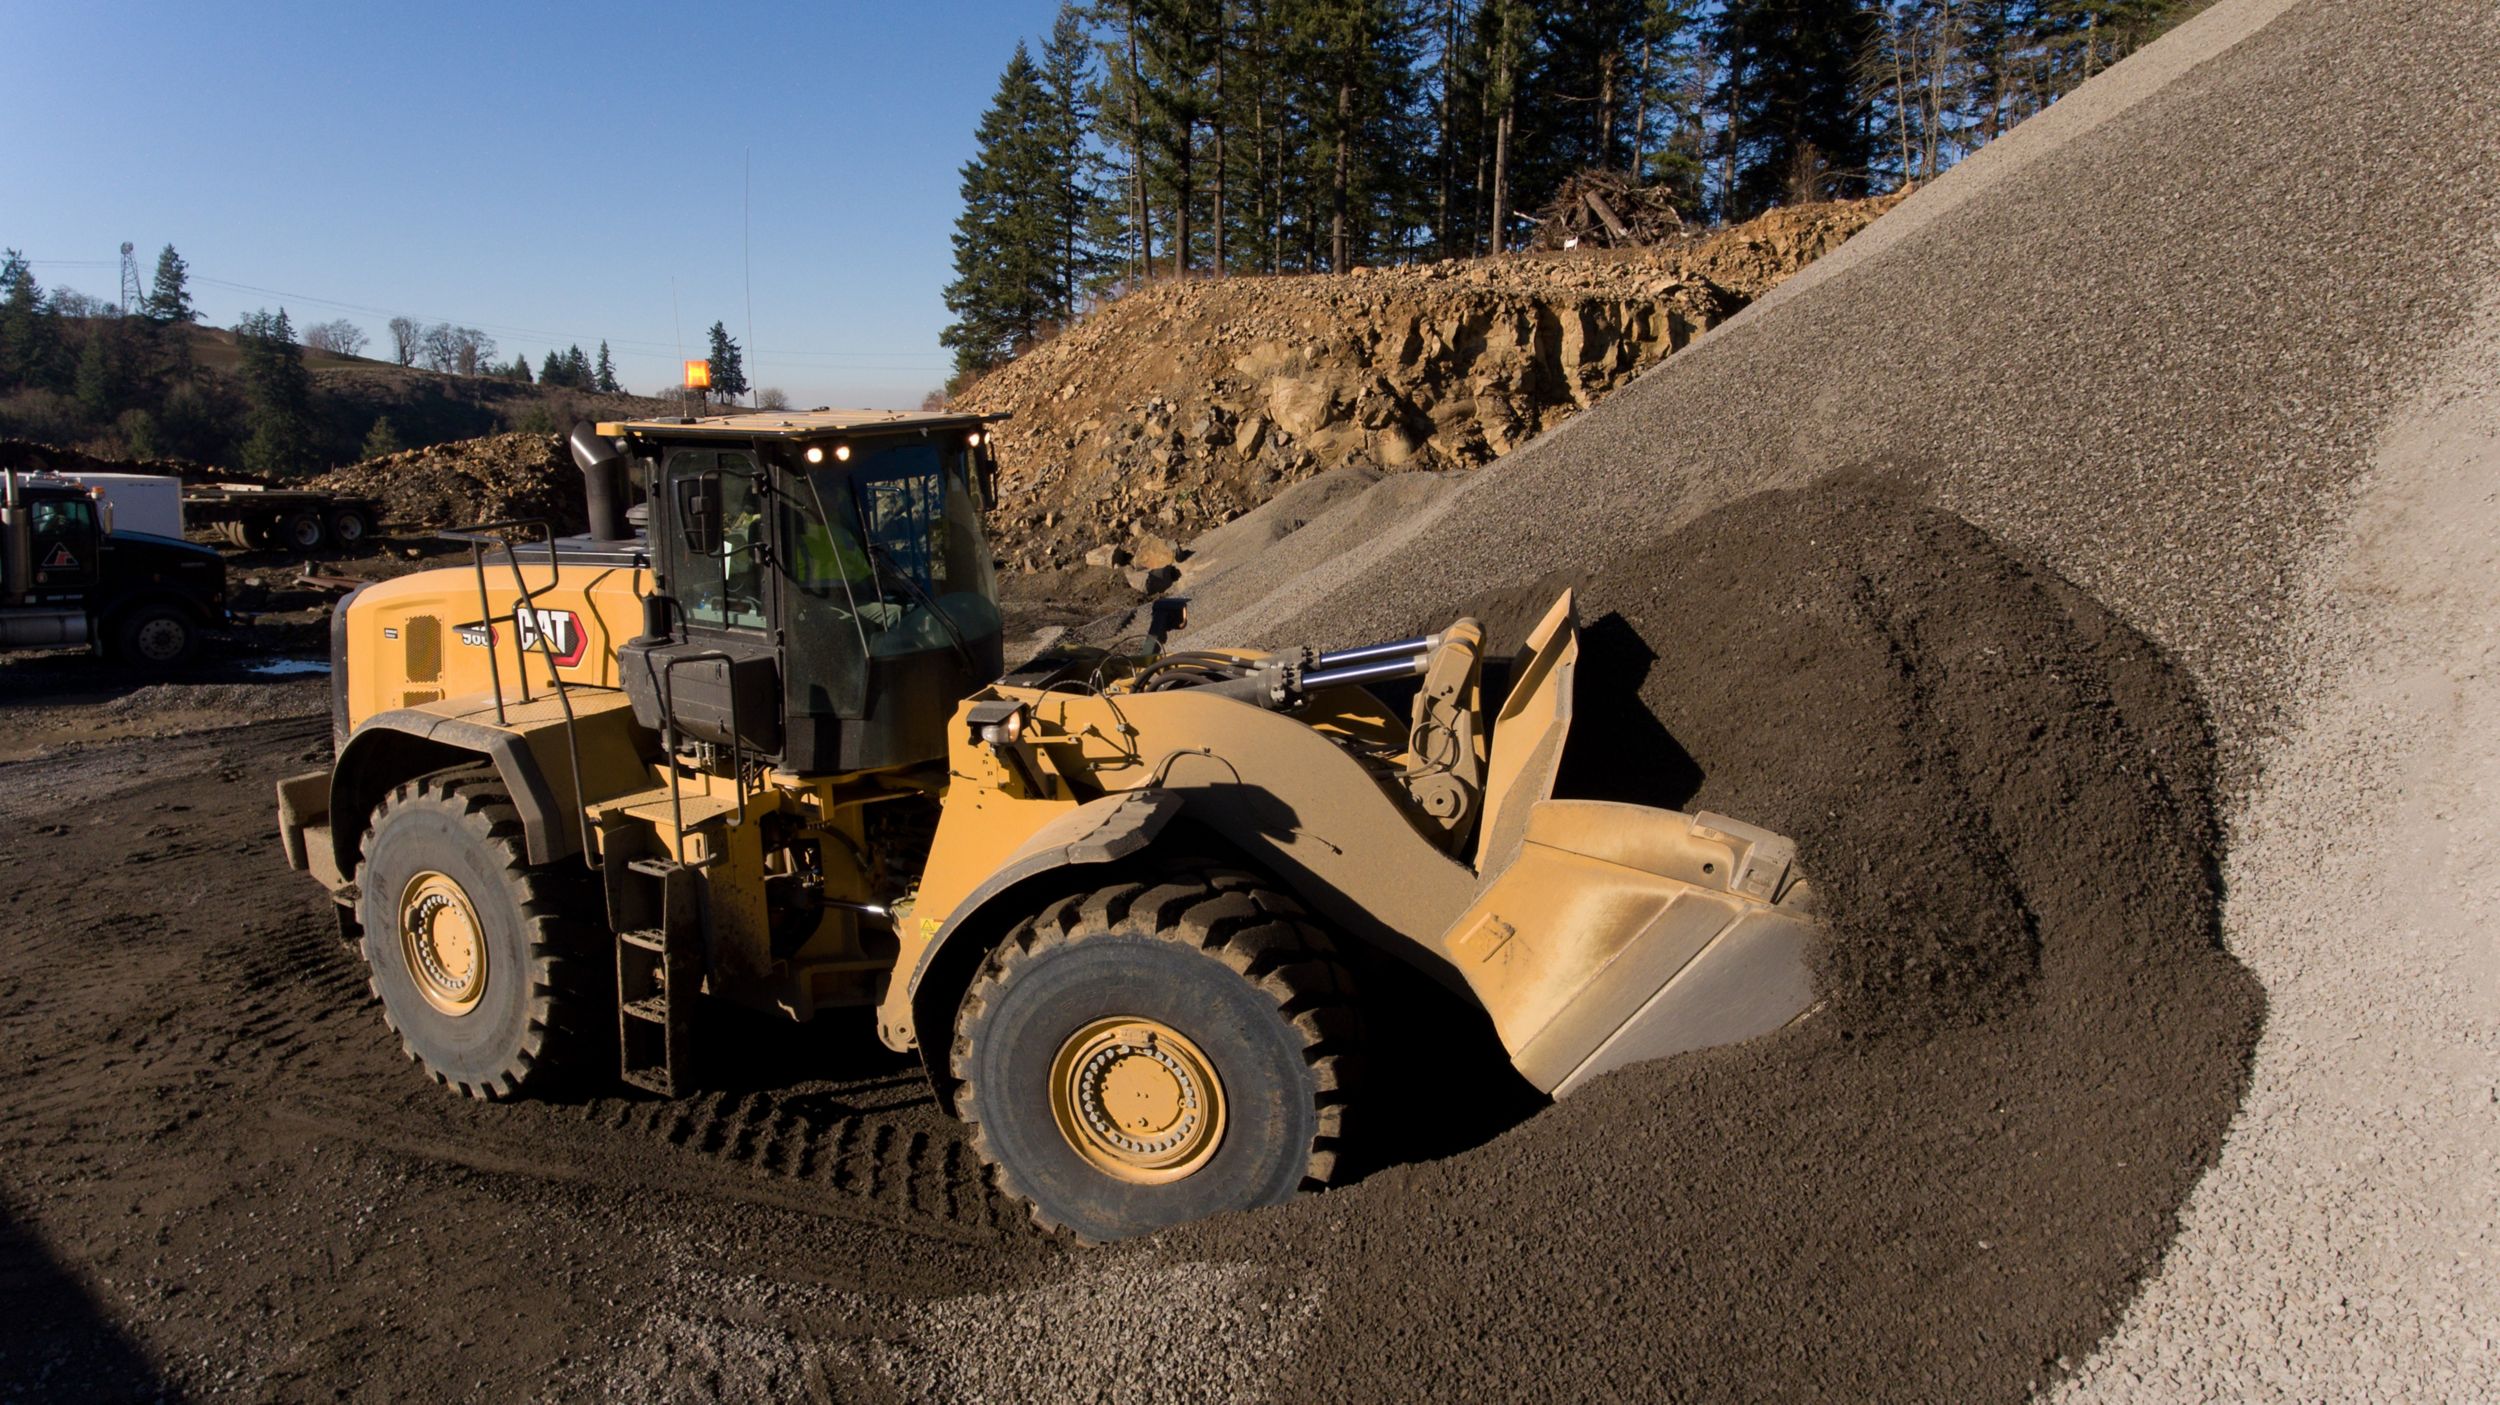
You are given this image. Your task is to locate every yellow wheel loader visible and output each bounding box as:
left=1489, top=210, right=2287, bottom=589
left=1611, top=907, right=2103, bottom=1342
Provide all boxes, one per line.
left=276, top=411, right=1820, bottom=1240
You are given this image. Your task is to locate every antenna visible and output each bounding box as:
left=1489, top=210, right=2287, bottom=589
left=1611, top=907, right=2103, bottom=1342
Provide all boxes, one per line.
left=118, top=242, right=141, bottom=317
left=743, top=148, right=756, bottom=408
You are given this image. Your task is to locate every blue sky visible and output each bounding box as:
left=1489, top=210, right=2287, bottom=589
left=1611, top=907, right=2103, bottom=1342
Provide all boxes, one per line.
left=2, top=1, right=1068, bottom=407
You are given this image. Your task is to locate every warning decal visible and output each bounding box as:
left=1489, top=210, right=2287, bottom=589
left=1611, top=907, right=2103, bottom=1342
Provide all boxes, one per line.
left=41, top=544, right=78, bottom=571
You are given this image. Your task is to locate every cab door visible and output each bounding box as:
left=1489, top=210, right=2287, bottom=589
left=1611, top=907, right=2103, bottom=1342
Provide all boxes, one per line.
left=629, top=447, right=785, bottom=757
left=28, top=496, right=101, bottom=595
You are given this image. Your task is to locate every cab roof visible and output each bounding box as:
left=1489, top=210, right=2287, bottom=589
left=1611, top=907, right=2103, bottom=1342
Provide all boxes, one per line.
left=595, top=408, right=1006, bottom=442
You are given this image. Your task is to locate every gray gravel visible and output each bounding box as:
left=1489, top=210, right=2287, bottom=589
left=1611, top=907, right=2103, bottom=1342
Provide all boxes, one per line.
left=1193, top=0, right=2500, bottom=1396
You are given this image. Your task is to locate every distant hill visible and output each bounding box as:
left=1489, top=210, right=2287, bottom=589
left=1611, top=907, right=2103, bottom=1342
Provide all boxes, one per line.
left=0, top=317, right=676, bottom=479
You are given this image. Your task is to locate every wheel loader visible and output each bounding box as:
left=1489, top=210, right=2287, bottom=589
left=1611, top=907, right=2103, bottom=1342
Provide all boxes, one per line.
left=275, top=410, right=1820, bottom=1240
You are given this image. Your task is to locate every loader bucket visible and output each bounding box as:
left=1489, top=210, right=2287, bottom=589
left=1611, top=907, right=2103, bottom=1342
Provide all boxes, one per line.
left=1446, top=593, right=1821, bottom=1096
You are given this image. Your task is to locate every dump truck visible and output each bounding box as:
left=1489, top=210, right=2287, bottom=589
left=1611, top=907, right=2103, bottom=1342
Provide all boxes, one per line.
left=1, top=467, right=226, bottom=667
left=275, top=411, right=1819, bottom=1239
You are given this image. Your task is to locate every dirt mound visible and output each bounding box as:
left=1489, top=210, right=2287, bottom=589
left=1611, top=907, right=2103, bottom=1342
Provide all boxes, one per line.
left=1163, top=483, right=2260, bottom=1400
left=306, top=432, right=584, bottom=532
left=965, top=195, right=1899, bottom=570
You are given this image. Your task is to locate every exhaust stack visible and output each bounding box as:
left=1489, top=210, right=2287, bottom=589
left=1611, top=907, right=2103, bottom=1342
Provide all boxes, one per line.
left=568, top=423, right=632, bottom=542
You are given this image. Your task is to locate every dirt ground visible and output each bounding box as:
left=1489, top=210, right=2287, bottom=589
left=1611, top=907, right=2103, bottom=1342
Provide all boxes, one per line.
left=0, top=527, right=1177, bottom=1403
left=0, top=712, right=1074, bottom=1402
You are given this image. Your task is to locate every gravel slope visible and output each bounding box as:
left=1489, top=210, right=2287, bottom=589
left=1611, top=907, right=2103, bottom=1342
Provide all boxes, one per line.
left=1187, top=0, right=2499, bottom=1396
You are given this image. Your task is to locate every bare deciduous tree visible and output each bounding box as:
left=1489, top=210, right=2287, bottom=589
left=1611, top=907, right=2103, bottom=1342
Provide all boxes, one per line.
left=757, top=386, right=790, bottom=410
left=416, top=323, right=496, bottom=376
left=302, top=319, right=369, bottom=358
left=387, top=316, right=421, bottom=366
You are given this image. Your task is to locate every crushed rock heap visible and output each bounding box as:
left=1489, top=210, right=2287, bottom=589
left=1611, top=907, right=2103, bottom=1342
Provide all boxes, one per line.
left=961, top=194, right=1901, bottom=570
left=306, top=432, right=585, bottom=534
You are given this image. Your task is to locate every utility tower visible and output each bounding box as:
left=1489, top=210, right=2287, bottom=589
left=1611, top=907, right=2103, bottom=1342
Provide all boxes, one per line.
left=118, top=242, right=142, bottom=316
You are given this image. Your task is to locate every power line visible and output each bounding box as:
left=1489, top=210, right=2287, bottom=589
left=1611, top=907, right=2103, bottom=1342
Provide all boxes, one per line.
left=160, top=272, right=946, bottom=365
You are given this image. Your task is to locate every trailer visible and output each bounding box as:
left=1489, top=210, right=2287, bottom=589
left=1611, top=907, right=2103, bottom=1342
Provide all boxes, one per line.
left=182, top=484, right=380, bottom=552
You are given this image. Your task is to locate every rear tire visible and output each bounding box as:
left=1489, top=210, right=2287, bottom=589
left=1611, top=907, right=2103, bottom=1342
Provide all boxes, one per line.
left=952, top=875, right=1360, bottom=1241
left=355, top=767, right=605, bottom=1100
left=280, top=508, right=327, bottom=551
left=327, top=504, right=372, bottom=549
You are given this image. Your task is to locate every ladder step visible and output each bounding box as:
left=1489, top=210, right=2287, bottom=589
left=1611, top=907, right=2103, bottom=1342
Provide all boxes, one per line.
left=617, top=928, right=668, bottom=953
left=621, top=997, right=671, bottom=1024
left=619, top=1067, right=674, bottom=1096
left=628, top=857, right=683, bottom=879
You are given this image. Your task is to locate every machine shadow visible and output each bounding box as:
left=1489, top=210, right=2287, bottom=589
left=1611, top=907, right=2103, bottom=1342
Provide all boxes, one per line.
left=0, top=1204, right=167, bottom=1401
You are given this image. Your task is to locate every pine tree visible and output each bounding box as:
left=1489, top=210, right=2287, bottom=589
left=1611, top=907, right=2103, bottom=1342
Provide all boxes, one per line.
left=564, top=344, right=592, bottom=389
left=943, top=43, right=1070, bottom=378
left=594, top=340, right=622, bottom=394
left=362, top=416, right=405, bottom=460
left=74, top=322, right=139, bottom=423
left=1715, top=0, right=1878, bottom=215
left=704, top=322, right=748, bottom=399
left=1039, top=5, right=1106, bottom=312
left=234, top=309, right=313, bottom=477
left=515, top=353, right=537, bottom=383
left=145, top=245, right=196, bottom=324
left=540, top=349, right=565, bottom=385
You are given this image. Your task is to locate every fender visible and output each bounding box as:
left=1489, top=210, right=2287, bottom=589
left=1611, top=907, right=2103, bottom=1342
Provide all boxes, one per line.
left=325, top=692, right=647, bottom=879
left=894, top=787, right=1185, bottom=1101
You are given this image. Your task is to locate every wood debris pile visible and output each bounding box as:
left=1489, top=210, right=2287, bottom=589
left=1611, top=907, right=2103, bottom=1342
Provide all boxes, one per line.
left=1527, top=171, right=1688, bottom=249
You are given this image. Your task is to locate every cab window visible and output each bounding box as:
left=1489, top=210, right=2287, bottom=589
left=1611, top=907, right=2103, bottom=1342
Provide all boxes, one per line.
left=664, top=449, right=766, bottom=632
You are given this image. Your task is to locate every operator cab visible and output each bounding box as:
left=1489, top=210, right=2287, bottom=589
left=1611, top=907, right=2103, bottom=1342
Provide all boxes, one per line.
left=578, top=409, right=1007, bottom=775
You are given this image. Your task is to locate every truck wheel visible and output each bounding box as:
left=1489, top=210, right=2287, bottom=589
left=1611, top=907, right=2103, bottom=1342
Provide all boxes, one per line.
left=112, top=603, right=200, bottom=669
left=355, top=767, right=604, bottom=1100
left=280, top=508, right=327, bottom=551
left=327, top=505, right=372, bottom=548
left=952, top=875, right=1360, bottom=1240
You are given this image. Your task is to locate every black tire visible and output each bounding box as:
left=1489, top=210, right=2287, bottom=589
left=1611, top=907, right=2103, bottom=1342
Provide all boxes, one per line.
left=952, top=875, right=1360, bottom=1241
left=327, top=504, right=372, bottom=549
left=111, top=602, right=199, bottom=669
left=355, top=767, right=604, bottom=1100
left=279, top=508, right=327, bottom=551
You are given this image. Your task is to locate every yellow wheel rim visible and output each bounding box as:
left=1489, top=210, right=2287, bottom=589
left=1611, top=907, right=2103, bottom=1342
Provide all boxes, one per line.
left=1048, top=1017, right=1227, bottom=1184
left=399, top=870, right=488, bottom=1017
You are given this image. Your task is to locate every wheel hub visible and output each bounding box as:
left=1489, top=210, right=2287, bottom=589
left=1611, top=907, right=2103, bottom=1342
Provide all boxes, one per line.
left=1049, top=1018, right=1226, bottom=1184
left=399, top=870, right=487, bottom=1016
left=133, top=617, right=186, bottom=661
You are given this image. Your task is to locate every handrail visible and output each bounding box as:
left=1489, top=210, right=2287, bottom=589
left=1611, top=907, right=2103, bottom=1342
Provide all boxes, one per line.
left=438, top=518, right=595, bottom=869
left=656, top=649, right=748, bottom=867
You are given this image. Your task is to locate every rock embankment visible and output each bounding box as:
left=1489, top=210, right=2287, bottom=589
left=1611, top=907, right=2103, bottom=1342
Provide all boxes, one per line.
left=962, top=195, right=1901, bottom=569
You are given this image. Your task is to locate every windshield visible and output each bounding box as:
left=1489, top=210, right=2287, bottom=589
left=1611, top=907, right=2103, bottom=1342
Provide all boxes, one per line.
left=782, top=436, right=1000, bottom=714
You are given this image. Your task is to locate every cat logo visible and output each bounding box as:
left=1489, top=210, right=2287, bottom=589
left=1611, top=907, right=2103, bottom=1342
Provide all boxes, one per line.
left=41, top=544, right=78, bottom=571
left=456, top=608, right=589, bottom=668
left=514, top=607, right=589, bottom=667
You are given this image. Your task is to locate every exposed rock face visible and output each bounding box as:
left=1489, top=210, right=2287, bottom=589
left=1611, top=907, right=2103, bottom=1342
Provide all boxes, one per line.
left=963, top=194, right=1903, bottom=569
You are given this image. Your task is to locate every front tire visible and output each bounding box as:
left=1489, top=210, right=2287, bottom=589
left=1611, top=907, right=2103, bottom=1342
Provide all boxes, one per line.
left=952, top=876, right=1360, bottom=1240
left=111, top=602, right=199, bottom=669
left=355, top=767, right=603, bottom=1100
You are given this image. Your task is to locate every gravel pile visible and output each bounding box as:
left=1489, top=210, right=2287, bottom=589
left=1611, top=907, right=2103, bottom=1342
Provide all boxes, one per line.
left=1165, top=0, right=2499, bottom=1398
left=1164, top=483, right=2262, bottom=1400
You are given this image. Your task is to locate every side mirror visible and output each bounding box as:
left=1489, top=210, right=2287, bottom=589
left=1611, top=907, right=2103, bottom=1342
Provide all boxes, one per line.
left=674, top=474, right=722, bottom=555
